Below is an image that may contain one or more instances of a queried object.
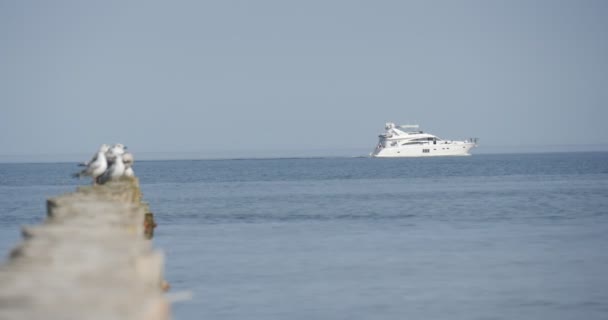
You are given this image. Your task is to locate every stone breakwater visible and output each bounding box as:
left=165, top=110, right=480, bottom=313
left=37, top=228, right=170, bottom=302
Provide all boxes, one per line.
left=0, top=178, right=168, bottom=320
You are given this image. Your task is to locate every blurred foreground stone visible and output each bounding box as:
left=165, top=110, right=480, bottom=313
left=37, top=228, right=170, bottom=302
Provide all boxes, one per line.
left=0, top=178, right=169, bottom=320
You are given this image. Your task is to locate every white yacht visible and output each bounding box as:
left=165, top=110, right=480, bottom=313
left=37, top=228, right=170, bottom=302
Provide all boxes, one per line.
left=371, top=122, right=478, bottom=157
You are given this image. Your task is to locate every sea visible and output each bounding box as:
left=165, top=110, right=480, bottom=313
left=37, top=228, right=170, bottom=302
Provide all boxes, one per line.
left=1, top=152, right=608, bottom=320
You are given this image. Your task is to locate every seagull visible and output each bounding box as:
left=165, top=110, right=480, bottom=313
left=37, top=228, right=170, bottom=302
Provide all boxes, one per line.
left=98, top=153, right=126, bottom=184
left=73, top=144, right=109, bottom=185
left=122, top=152, right=135, bottom=177
left=78, top=144, right=109, bottom=167
left=105, top=143, right=127, bottom=164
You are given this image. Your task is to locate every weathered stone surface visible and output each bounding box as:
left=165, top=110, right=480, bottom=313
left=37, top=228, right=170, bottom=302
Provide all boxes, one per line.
left=0, top=178, right=169, bottom=320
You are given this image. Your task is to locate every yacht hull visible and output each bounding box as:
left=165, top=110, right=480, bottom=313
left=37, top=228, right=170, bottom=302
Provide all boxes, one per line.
left=372, top=142, right=476, bottom=158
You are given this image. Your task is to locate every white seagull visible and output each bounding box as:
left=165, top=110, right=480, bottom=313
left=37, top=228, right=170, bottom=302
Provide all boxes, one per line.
left=105, top=143, right=127, bottom=164
left=73, top=144, right=109, bottom=185
left=78, top=144, right=109, bottom=167
left=122, top=152, right=135, bottom=177
left=98, top=153, right=126, bottom=184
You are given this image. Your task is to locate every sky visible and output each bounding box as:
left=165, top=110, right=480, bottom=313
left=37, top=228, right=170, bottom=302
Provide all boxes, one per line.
left=1, top=0, right=607, bottom=161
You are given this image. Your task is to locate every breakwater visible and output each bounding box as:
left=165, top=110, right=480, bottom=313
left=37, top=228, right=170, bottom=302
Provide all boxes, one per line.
left=0, top=178, right=168, bottom=320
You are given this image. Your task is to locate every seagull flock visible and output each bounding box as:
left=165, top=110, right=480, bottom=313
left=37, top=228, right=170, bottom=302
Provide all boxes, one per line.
left=73, top=143, right=136, bottom=185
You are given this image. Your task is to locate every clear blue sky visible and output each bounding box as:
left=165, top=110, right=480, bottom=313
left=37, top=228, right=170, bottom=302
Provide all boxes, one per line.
left=1, top=0, right=607, bottom=161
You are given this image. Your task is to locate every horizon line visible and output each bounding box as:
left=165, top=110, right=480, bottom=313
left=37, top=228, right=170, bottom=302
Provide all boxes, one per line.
left=1, top=148, right=608, bottom=165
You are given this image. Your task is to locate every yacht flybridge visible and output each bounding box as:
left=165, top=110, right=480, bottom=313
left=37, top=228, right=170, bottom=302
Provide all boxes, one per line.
left=371, top=122, right=478, bottom=157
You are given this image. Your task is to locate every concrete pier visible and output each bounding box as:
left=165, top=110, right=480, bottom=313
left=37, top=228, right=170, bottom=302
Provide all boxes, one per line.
left=0, top=178, right=169, bottom=320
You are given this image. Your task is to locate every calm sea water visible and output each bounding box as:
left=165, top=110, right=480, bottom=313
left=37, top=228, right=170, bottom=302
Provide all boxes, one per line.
left=1, top=153, right=608, bottom=319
